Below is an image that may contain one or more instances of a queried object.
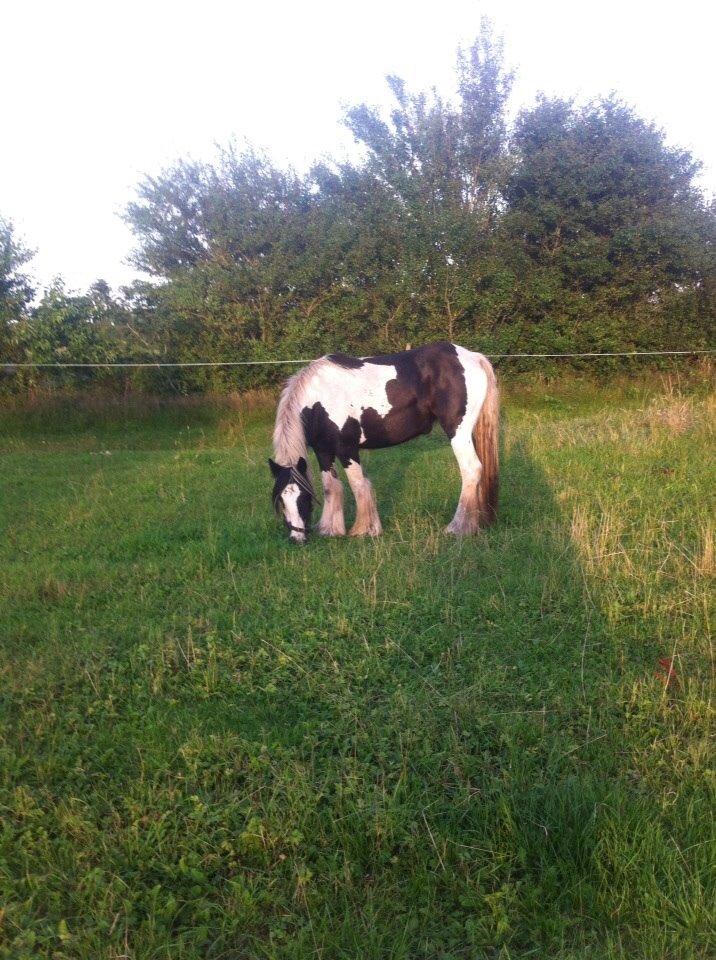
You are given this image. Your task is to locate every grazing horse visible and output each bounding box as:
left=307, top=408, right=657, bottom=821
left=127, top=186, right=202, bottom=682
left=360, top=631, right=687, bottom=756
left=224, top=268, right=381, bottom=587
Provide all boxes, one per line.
left=269, top=341, right=499, bottom=544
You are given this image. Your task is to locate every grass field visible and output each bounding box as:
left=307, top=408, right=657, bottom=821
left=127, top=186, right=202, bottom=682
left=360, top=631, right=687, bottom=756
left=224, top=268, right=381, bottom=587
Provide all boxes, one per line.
left=1, top=375, right=714, bottom=959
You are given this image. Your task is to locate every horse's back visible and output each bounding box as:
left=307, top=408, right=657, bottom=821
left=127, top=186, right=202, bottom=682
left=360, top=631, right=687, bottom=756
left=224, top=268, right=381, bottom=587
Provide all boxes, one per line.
left=299, top=342, right=491, bottom=458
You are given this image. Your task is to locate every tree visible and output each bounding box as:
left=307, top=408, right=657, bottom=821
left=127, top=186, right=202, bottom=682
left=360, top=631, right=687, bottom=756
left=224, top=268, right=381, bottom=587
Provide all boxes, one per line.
left=118, top=25, right=714, bottom=389
left=0, top=216, right=34, bottom=360
left=12, top=278, right=141, bottom=391
left=121, top=21, right=516, bottom=370
left=499, top=96, right=716, bottom=352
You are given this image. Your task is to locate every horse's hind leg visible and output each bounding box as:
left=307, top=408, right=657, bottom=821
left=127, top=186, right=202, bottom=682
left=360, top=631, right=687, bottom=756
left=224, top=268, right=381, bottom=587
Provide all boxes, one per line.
left=316, top=456, right=346, bottom=536
left=446, top=419, right=482, bottom=535
left=345, top=460, right=383, bottom=537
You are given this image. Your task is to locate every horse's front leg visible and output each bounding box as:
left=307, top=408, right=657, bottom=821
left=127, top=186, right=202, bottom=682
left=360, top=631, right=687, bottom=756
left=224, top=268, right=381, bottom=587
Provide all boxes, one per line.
left=316, top=457, right=346, bottom=536
left=345, top=460, right=383, bottom=537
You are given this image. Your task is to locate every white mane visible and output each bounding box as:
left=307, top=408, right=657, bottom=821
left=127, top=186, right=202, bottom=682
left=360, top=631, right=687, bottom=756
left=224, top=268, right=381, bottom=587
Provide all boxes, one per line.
left=272, top=357, right=330, bottom=467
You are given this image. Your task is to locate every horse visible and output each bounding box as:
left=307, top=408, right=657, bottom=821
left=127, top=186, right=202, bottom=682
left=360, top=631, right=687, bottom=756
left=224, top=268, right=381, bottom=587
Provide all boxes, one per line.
left=269, top=341, right=499, bottom=544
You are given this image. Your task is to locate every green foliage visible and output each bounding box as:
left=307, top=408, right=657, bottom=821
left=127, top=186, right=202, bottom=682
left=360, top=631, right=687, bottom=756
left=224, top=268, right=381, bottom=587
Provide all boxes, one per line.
left=117, top=23, right=714, bottom=389
left=1, top=380, right=713, bottom=957
left=22, top=279, right=115, bottom=363
left=3, top=22, right=715, bottom=393
left=0, top=216, right=34, bottom=361
left=9, top=278, right=169, bottom=394
left=498, top=97, right=716, bottom=356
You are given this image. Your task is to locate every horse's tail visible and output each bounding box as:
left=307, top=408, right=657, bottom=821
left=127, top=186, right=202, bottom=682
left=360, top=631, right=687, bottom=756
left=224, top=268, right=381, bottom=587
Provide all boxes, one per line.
left=473, top=355, right=499, bottom=526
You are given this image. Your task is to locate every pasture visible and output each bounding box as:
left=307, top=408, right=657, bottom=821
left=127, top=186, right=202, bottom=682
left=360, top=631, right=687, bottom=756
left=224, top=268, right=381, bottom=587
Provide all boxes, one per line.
left=1, top=376, right=714, bottom=959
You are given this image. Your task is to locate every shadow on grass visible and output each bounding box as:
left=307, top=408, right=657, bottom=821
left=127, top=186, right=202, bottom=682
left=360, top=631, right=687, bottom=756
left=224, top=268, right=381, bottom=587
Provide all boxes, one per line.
left=231, top=431, right=710, bottom=958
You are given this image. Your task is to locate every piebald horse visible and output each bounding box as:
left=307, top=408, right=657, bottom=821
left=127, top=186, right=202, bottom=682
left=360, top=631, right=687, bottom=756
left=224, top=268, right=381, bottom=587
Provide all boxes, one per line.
left=269, top=342, right=499, bottom=544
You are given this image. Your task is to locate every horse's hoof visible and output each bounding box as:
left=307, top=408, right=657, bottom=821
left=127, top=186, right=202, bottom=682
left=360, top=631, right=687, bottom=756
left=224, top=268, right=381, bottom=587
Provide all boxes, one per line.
left=445, top=523, right=478, bottom=536
left=349, top=525, right=383, bottom=537
left=316, top=522, right=345, bottom=536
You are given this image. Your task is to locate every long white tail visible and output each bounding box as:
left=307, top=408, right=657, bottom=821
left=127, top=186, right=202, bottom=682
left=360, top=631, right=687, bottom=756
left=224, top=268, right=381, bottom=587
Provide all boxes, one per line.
left=473, top=356, right=499, bottom=525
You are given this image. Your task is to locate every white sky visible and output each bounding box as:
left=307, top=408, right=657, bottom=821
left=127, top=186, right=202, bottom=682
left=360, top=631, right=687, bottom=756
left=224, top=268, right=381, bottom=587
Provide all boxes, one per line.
left=2, top=0, right=714, bottom=293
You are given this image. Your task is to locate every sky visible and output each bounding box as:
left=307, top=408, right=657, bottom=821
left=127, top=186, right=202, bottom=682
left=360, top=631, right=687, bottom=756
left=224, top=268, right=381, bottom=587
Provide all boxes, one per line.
left=2, top=0, right=715, bottom=293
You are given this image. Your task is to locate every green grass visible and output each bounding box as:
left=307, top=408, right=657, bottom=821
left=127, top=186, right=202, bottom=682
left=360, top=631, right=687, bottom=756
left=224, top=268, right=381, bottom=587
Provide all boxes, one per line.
left=1, top=379, right=714, bottom=959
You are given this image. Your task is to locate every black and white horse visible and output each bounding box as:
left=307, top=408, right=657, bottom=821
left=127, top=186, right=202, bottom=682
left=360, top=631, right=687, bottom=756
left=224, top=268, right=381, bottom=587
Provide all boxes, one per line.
left=269, top=342, right=499, bottom=544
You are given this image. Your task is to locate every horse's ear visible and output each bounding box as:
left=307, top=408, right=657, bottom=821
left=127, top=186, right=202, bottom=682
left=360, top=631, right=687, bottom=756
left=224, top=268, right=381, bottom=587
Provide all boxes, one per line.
left=296, top=457, right=308, bottom=475
left=268, top=458, right=282, bottom=478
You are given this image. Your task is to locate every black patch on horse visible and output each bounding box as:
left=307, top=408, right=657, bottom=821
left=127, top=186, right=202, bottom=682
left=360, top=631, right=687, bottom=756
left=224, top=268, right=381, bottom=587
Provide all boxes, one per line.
left=364, top=341, right=467, bottom=440
left=327, top=353, right=364, bottom=369
left=301, top=402, right=362, bottom=468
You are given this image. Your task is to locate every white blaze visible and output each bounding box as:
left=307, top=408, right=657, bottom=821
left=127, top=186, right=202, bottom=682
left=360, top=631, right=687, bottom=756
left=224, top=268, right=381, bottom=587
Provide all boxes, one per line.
left=281, top=482, right=306, bottom=542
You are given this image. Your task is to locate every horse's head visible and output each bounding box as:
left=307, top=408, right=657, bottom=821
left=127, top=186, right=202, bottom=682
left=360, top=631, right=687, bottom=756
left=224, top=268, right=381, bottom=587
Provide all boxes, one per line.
left=268, top=457, right=314, bottom=544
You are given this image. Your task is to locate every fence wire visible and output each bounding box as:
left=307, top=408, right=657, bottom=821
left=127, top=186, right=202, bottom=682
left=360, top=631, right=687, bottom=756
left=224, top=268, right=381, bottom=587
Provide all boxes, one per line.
left=3, top=348, right=715, bottom=369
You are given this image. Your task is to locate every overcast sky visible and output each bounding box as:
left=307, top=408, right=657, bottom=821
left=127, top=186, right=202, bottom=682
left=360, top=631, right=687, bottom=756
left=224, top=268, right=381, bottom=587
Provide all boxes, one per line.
left=2, top=0, right=714, bottom=293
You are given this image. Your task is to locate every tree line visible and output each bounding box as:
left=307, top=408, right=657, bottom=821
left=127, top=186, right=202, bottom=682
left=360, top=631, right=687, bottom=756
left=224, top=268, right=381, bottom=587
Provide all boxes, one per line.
left=2, top=24, right=714, bottom=393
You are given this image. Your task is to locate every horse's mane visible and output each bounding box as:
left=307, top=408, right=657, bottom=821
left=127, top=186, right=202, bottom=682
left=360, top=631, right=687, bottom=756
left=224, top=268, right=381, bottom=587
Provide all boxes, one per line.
left=272, top=357, right=329, bottom=469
